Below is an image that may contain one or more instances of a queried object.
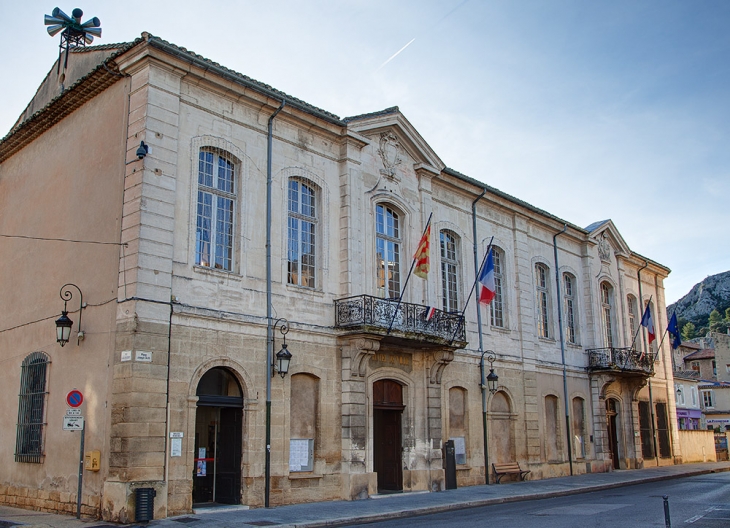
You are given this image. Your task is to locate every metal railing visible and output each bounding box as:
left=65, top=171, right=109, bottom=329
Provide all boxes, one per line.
left=586, top=347, right=653, bottom=375
left=334, top=294, right=466, bottom=343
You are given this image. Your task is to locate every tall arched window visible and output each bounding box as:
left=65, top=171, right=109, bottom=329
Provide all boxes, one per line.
left=645, top=300, right=657, bottom=359
left=448, top=387, right=468, bottom=464
left=627, top=295, right=641, bottom=352
left=563, top=272, right=577, bottom=344
left=376, top=204, right=401, bottom=298
left=16, top=352, right=50, bottom=463
left=290, top=374, right=319, bottom=472
left=440, top=230, right=459, bottom=312
left=545, top=395, right=560, bottom=461
left=288, top=179, right=317, bottom=288
left=535, top=263, right=551, bottom=338
left=196, top=148, right=237, bottom=271
left=572, top=397, right=586, bottom=458
left=490, top=247, right=505, bottom=328
left=601, top=282, right=614, bottom=347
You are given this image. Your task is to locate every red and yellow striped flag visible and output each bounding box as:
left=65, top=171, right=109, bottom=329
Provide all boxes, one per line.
left=413, top=225, right=431, bottom=279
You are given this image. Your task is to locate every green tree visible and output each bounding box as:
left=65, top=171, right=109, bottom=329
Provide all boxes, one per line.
left=682, top=322, right=696, bottom=341
left=709, top=309, right=724, bottom=333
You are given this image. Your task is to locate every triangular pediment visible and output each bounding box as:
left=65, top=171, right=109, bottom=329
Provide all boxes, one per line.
left=344, top=107, right=444, bottom=175
left=586, top=219, right=631, bottom=259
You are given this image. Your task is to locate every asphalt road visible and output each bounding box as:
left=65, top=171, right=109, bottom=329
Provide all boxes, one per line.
left=344, top=472, right=730, bottom=527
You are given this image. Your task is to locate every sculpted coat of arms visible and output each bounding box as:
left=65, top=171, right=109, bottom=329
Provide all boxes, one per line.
left=378, top=132, right=402, bottom=179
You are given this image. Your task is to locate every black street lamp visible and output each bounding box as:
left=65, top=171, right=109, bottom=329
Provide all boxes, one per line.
left=273, top=319, right=292, bottom=378
left=55, top=283, right=84, bottom=347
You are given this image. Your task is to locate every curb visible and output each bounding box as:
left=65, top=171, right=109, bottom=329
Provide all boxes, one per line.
left=290, top=466, right=730, bottom=528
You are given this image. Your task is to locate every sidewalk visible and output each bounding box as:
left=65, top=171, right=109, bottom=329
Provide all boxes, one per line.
left=1, top=462, right=729, bottom=527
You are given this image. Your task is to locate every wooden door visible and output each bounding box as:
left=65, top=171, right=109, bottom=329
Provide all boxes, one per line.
left=374, top=409, right=402, bottom=491
left=606, top=399, right=620, bottom=469
left=216, top=407, right=242, bottom=504
left=373, top=379, right=404, bottom=492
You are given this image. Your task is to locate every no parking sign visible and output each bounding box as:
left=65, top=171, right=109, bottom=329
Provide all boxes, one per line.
left=66, top=389, right=83, bottom=408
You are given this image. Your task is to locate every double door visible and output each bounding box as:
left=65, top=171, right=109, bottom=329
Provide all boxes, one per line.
left=193, top=406, right=242, bottom=505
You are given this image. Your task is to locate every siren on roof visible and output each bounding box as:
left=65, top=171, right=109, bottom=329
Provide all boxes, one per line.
left=43, top=7, right=102, bottom=73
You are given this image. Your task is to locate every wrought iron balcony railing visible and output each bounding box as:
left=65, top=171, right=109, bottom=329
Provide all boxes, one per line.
left=334, top=295, right=466, bottom=345
left=586, top=347, right=653, bottom=375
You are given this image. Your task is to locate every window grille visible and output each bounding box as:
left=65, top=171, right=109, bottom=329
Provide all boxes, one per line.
left=15, top=352, right=50, bottom=463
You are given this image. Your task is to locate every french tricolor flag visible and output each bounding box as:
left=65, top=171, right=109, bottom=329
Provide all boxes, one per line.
left=478, top=249, right=496, bottom=305
left=425, top=306, right=437, bottom=320
left=641, top=305, right=655, bottom=344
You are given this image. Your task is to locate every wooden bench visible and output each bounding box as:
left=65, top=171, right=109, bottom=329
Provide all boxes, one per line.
left=492, top=462, right=530, bottom=484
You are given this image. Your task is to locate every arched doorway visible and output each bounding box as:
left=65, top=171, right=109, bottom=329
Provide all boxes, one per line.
left=606, top=398, right=621, bottom=469
left=193, top=367, right=243, bottom=506
left=373, top=379, right=404, bottom=492
left=490, top=391, right=515, bottom=464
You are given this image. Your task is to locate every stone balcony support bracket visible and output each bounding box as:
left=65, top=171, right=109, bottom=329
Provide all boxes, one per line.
left=429, top=349, right=455, bottom=385
left=344, top=337, right=381, bottom=377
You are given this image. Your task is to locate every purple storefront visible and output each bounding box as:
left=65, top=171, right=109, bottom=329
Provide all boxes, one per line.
left=676, top=408, right=702, bottom=430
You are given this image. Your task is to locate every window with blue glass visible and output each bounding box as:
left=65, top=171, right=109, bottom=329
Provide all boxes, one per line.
left=196, top=149, right=236, bottom=270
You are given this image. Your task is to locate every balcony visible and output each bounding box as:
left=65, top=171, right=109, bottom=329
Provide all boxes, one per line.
left=334, top=295, right=466, bottom=347
left=587, top=347, right=653, bottom=376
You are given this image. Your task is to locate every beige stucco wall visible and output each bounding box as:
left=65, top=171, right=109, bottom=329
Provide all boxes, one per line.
left=677, top=430, right=716, bottom=463
left=0, top=77, right=129, bottom=515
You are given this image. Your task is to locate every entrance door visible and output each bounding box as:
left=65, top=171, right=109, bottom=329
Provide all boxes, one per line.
left=193, top=368, right=243, bottom=506
left=606, top=399, right=620, bottom=469
left=373, top=379, right=404, bottom=492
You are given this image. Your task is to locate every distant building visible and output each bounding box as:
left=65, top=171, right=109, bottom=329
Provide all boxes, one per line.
left=0, top=34, right=680, bottom=522
left=683, top=348, right=717, bottom=380
left=673, top=372, right=701, bottom=430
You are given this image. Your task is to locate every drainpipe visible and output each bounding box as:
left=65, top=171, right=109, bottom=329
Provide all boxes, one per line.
left=637, top=260, right=659, bottom=466
left=553, top=224, right=573, bottom=475
left=471, top=187, right=489, bottom=484
left=265, top=100, right=286, bottom=508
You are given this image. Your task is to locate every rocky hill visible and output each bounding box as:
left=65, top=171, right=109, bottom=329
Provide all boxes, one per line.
left=667, top=270, right=730, bottom=329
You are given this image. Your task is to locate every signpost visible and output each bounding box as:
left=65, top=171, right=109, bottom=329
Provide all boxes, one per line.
left=65, top=390, right=85, bottom=519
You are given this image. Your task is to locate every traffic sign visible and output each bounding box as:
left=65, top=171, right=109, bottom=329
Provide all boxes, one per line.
left=63, top=416, right=84, bottom=430
left=66, top=390, right=83, bottom=408
left=66, top=408, right=81, bottom=416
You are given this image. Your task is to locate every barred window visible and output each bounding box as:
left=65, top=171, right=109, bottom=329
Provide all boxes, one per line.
left=196, top=148, right=237, bottom=271
left=16, top=352, right=50, bottom=463
left=288, top=179, right=317, bottom=288
left=563, top=273, right=577, bottom=344
left=490, top=248, right=505, bottom=328
left=535, top=263, right=551, bottom=338
left=375, top=204, right=401, bottom=299
left=440, top=230, right=459, bottom=312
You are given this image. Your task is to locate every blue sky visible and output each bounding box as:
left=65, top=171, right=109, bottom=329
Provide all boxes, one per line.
left=1, top=1, right=727, bottom=304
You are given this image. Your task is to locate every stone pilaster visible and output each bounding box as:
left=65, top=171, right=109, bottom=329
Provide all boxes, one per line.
left=340, top=337, right=380, bottom=499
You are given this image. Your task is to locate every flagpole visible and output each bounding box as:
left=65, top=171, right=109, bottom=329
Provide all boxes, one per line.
left=448, top=237, right=493, bottom=345
left=387, top=212, right=432, bottom=334
left=655, top=307, right=680, bottom=362
left=625, top=295, right=652, bottom=369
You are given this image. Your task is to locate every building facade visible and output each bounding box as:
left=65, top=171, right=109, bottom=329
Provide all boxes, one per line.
left=0, top=34, right=679, bottom=522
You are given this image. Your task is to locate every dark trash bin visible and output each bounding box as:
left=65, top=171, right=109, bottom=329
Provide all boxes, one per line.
left=135, top=487, right=156, bottom=523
